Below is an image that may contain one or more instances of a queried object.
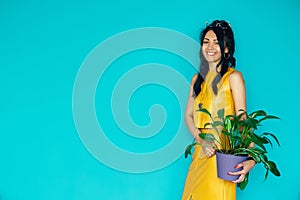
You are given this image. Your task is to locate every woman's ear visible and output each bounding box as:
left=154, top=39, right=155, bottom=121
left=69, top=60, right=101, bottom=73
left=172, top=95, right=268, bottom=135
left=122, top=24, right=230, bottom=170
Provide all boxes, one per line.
left=225, top=47, right=229, bottom=53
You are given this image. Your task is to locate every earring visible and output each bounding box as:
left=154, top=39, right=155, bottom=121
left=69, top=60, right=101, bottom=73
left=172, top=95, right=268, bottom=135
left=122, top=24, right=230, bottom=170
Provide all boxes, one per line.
left=224, top=53, right=230, bottom=60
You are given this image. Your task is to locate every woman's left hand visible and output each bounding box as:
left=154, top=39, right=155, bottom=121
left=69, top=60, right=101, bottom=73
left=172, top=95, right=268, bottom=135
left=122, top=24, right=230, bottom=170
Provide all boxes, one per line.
left=228, top=160, right=256, bottom=183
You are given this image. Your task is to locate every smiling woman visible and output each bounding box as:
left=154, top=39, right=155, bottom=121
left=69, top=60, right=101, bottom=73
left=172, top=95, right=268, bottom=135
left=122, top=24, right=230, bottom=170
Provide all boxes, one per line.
left=181, top=20, right=254, bottom=200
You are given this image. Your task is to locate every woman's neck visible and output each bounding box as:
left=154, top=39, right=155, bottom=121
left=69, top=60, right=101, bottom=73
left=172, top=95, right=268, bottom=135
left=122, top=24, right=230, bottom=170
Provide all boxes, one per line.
left=208, top=64, right=221, bottom=72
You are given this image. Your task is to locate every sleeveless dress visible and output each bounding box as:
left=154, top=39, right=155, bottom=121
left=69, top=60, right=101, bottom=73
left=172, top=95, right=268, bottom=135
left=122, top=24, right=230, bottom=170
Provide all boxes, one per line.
left=181, top=68, right=236, bottom=200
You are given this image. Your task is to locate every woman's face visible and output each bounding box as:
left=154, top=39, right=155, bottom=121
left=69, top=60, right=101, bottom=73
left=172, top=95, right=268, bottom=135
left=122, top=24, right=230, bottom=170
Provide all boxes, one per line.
left=202, top=30, right=222, bottom=67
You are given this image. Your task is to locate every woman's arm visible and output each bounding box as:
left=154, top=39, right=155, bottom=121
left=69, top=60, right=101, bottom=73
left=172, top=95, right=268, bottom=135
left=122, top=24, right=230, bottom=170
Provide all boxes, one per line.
left=230, top=70, right=246, bottom=115
left=185, top=74, right=215, bottom=157
left=185, top=74, right=201, bottom=142
left=228, top=71, right=256, bottom=183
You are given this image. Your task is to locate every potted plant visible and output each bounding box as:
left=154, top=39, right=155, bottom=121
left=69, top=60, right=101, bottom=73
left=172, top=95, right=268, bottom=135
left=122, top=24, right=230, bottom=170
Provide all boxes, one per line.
left=184, top=108, right=281, bottom=190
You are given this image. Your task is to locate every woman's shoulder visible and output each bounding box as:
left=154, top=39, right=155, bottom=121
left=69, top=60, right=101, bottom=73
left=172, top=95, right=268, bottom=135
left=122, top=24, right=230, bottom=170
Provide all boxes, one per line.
left=229, top=68, right=243, bottom=77
left=229, top=68, right=244, bottom=84
left=191, top=73, right=199, bottom=84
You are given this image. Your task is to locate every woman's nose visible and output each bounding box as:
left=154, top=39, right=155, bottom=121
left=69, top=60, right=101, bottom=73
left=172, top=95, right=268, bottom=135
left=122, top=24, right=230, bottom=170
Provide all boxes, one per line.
left=207, top=43, right=214, bottom=49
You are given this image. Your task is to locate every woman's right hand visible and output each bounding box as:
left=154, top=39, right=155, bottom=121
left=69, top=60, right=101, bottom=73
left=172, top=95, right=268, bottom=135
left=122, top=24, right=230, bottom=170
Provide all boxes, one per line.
left=201, top=142, right=216, bottom=158
left=197, top=128, right=216, bottom=158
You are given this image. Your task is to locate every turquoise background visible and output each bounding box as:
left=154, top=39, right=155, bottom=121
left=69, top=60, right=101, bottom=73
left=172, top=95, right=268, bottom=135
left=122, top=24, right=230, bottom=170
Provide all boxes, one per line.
left=1, top=0, right=300, bottom=199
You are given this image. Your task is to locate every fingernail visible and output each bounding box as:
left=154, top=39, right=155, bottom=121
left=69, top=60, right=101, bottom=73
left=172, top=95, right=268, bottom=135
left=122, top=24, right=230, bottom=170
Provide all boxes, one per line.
left=234, top=165, right=238, bottom=169
left=227, top=172, right=230, bottom=175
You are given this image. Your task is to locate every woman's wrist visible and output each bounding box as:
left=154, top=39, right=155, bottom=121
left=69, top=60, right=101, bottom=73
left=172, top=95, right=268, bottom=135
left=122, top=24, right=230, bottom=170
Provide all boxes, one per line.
left=193, top=129, right=201, bottom=142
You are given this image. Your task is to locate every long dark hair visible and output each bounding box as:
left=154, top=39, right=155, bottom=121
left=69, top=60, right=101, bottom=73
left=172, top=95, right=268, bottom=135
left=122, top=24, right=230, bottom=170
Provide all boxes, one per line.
left=193, top=20, right=236, bottom=96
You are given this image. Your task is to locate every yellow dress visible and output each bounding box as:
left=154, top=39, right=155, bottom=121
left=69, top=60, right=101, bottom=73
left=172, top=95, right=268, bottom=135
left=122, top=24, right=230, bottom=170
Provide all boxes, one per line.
left=182, top=68, right=236, bottom=200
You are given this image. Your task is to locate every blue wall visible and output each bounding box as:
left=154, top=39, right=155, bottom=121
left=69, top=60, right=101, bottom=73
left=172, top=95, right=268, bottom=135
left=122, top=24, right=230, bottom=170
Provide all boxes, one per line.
left=1, top=0, right=299, bottom=199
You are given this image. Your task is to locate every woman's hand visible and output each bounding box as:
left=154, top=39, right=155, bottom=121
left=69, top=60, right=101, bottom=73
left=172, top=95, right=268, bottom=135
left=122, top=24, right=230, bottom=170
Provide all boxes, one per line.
left=228, top=160, right=256, bottom=183
left=201, top=142, right=216, bottom=158
left=203, top=146, right=215, bottom=157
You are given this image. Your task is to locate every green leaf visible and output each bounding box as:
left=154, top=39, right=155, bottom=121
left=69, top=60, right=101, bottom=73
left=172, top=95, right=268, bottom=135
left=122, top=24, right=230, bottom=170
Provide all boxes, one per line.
left=212, top=121, right=223, bottom=127
left=258, top=115, right=280, bottom=123
left=235, top=113, right=244, bottom=121
left=232, top=135, right=242, bottom=141
left=261, top=132, right=281, bottom=147
left=224, top=116, right=232, bottom=130
left=253, top=133, right=269, bottom=144
left=197, top=108, right=212, bottom=119
left=226, top=114, right=235, bottom=119
left=244, top=118, right=259, bottom=129
left=260, top=154, right=268, bottom=163
left=249, top=110, right=266, bottom=118
left=246, top=137, right=267, bottom=152
left=199, top=133, right=216, bottom=142
left=268, top=160, right=281, bottom=176
left=264, top=168, right=269, bottom=180
left=237, top=109, right=246, bottom=114
left=244, top=150, right=261, bottom=163
left=262, top=136, right=273, bottom=148
left=238, top=173, right=249, bottom=190
left=217, top=108, right=225, bottom=120
left=263, top=159, right=277, bottom=180
left=203, top=122, right=212, bottom=128
left=246, top=147, right=266, bottom=155
left=184, top=144, right=194, bottom=158
left=252, top=155, right=261, bottom=163
left=237, top=109, right=247, bottom=119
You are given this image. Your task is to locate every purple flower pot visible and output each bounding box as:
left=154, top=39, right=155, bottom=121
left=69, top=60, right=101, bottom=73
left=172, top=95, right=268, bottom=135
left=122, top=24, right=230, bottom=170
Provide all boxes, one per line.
left=216, top=151, right=248, bottom=181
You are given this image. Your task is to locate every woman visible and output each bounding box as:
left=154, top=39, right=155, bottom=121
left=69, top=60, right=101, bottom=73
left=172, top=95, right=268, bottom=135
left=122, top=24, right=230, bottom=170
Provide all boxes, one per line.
left=181, top=20, right=256, bottom=200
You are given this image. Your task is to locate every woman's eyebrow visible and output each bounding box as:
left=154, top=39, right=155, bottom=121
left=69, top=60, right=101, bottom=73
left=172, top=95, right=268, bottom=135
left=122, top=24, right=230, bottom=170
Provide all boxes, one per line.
left=204, top=38, right=218, bottom=41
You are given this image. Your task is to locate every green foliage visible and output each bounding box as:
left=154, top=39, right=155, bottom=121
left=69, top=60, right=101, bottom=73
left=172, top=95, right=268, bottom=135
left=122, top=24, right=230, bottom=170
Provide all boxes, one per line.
left=184, top=108, right=281, bottom=190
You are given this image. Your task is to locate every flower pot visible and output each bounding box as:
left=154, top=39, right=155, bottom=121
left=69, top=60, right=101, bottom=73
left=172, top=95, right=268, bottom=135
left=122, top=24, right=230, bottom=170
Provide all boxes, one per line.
left=216, top=151, right=248, bottom=181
